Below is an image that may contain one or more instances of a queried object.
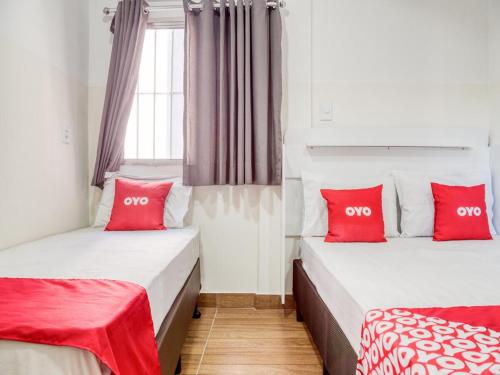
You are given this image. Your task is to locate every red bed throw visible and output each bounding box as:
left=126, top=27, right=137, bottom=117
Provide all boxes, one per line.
left=0, top=278, right=160, bottom=375
left=357, top=306, right=500, bottom=374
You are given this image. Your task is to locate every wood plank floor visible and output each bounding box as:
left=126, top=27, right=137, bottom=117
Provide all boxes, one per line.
left=180, top=307, right=323, bottom=375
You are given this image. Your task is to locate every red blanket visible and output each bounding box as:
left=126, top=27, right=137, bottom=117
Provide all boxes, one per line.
left=0, top=278, right=160, bottom=375
left=357, top=306, right=500, bottom=375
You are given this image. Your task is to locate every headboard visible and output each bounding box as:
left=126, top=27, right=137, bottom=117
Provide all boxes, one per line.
left=281, top=126, right=492, bottom=297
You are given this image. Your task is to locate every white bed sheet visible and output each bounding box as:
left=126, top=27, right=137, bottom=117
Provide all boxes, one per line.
left=300, top=236, right=500, bottom=353
left=0, top=226, right=200, bottom=375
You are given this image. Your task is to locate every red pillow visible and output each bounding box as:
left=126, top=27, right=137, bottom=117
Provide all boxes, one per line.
left=106, top=179, right=173, bottom=231
left=320, top=185, right=386, bottom=243
left=431, top=182, right=492, bottom=241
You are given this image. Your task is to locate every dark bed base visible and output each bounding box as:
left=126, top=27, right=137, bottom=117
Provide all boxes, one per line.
left=293, top=259, right=357, bottom=375
left=155, top=259, right=201, bottom=375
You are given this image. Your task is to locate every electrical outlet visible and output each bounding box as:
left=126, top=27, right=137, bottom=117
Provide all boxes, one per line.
left=62, top=128, right=71, bottom=144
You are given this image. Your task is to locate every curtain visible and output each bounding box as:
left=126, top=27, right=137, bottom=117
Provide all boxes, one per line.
left=183, top=0, right=282, bottom=186
left=91, top=0, right=148, bottom=188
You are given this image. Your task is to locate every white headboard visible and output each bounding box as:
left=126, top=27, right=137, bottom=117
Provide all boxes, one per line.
left=281, top=126, right=492, bottom=296
left=284, top=126, right=491, bottom=236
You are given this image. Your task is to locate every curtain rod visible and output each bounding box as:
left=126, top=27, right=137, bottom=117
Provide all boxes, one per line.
left=103, top=1, right=285, bottom=15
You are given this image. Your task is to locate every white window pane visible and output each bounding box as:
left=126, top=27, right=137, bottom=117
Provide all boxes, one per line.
left=155, top=30, right=173, bottom=93
left=138, top=30, right=155, bottom=93
left=124, top=96, right=138, bottom=159
left=138, top=94, right=154, bottom=159
left=154, top=94, right=170, bottom=159
left=171, top=93, right=184, bottom=159
left=172, top=29, right=184, bottom=93
left=127, top=28, right=184, bottom=161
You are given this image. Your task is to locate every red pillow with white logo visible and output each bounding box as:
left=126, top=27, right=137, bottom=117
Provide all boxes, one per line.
left=320, top=185, right=386, bottom=242
left=106, top=179, right=173, bottom=231
left=431, top=182, right=492, bottom=241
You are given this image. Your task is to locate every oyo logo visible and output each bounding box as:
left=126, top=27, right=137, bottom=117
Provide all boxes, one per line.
left=456, top=206, right=481, bottom=217
left=124, top=197, right=149, bottom=206
left=345, top=206, right=372, bottom=217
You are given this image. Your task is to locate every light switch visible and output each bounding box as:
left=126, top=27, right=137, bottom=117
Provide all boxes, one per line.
left=319, top=103, right=333, bottom=122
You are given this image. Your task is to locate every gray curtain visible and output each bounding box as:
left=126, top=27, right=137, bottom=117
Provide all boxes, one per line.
left=91, top=0, right=148, bottom=188
left=183, top=0, right=282, bottom=186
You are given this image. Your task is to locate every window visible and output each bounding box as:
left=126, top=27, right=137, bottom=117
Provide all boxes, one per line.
left=124, top=29, right=184, bottom=161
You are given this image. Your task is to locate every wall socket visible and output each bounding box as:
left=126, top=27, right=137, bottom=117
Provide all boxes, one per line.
left=62, top=127, right=71, bottom=144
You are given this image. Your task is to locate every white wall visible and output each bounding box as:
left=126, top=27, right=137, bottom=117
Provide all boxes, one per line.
left=311, top=0, right=489, bottom=129
left=0, top=0, right=89, bottom=249
left=489, top=0, right=500, bottom=145
left=283, top=0, right=493, bottom=133
left=284, top=0, right=492, bottom=134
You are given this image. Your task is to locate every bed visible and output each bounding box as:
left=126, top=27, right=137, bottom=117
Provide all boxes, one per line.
left=294, top=236, right=500, bottom=374
left=284, top=128, right=500, bottom=374
left=0, top=226, right=201, bottom=375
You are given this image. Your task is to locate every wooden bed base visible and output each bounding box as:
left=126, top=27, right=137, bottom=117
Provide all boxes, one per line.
left=293, top=259, right=357, bottom=375
left=156, top=259, right=201, bottom=375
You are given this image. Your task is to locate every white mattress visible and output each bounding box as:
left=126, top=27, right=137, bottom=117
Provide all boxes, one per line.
left=0, top=226, right=200, bottom=375
left=300, top=236, right=500, bottom=353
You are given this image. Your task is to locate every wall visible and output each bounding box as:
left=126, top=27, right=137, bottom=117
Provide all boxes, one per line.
left=490, top=0, right=500, bottom=145
left=311, top=0, right=489, bottom=129
left=0, top=0, right=89, bottom=249
left=87, top=0, right=282, bottom=295
left=284, top=0, right=492, bottom=134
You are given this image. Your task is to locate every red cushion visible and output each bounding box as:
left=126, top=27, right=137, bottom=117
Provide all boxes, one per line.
left=431, top=182, right=492, bottom=241
left=320, top=185, right=386, bottom=243
left=106, top=179, right=173, bottom=231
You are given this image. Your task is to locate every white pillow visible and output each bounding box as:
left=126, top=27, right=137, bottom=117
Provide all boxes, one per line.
left=393, top=170, right=496, bottom=237
left=301, top=171, right=399, bottom=238
left=94, top=172, right=192, bottom=228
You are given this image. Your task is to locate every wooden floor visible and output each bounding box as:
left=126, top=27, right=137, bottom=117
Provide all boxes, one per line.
left=180, top=307, right=323, bottom=375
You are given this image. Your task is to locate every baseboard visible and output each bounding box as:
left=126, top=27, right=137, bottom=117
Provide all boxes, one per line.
left=198, top=293, right=295, bottom=309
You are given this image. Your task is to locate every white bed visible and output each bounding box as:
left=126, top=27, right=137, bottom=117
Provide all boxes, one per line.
left=0, top=226, right=200, bottom=375
left=300, top=236, right=500, bottom=353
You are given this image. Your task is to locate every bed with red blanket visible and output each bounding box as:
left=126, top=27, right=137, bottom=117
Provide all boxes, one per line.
left=0, top=278, right=160, bottom=375
left=294, top=236, right=500, bottom=375
left=0, top=227, right=201, bottom=375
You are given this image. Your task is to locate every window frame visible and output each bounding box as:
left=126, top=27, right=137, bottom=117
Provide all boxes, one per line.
left=123, top=158, right=182, bottom=166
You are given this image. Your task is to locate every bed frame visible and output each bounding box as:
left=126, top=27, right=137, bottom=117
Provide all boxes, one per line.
left=293, top=259, right=357, bottom=375
left=156, top=259, right=201, bottom=375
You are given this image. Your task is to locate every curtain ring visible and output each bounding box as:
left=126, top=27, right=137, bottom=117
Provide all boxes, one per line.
left=188, top=0, right=203, bottom=12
